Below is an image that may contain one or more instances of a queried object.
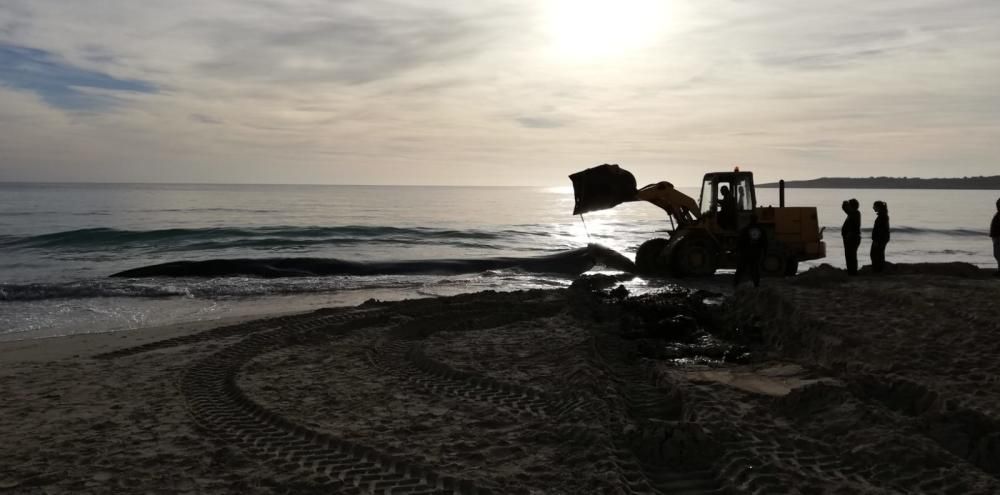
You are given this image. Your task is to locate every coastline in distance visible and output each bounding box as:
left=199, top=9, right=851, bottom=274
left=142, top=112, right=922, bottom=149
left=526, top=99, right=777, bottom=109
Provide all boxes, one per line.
left=758, top=175, right=1000, bottom=190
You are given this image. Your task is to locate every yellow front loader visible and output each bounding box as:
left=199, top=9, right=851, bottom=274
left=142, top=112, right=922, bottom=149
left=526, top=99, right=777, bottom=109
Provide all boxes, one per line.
left=569, top=164, right=825, bottom=276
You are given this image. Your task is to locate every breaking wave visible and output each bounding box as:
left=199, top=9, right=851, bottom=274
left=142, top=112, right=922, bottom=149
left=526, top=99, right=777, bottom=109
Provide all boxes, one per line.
left=0, top=225, right=552, bottom=252
left=5, top=223, right=988, bottom=254
left=0, top=277, right=404, bottom=302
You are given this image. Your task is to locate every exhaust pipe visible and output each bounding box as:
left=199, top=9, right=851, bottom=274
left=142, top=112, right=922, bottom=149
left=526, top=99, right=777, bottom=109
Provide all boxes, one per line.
left=779, top=179, right=785, bottom=208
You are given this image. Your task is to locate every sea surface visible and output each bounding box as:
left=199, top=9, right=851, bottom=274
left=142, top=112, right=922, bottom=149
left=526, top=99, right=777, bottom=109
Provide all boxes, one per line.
left=1, top=182, right=997, bottom=340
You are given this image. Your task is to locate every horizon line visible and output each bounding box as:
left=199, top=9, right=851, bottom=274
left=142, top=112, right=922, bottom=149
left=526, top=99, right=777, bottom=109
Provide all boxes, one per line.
left=0, top=180, right=574, bottom=188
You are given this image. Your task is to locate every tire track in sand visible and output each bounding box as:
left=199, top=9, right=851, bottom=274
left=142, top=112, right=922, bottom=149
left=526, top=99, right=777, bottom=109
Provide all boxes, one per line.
left=368, top=307, right=698, bottom=494
left=175, top=310, right=492, bottom=494
left=588, top=330, right=729, bottom=495
left=368, top=338, right=589, bottom=419
left=93, top=291, right=725, bottom=493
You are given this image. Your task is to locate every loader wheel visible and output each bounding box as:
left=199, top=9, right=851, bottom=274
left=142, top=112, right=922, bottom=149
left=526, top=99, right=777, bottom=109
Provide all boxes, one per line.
left=672, top=237, right=718, bottom=277
left=635, top=238, right=670, bottom=275
left=761, top=242, right=790, bottom=277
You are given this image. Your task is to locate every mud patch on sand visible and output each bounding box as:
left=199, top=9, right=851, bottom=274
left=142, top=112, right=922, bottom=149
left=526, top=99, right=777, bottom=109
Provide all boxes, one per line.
left=686, top=364, right=840, bottom=397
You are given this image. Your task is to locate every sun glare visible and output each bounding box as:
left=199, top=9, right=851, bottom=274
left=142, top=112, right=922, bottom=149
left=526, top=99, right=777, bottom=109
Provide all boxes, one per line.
left=545, top=0, right=670, bottom=59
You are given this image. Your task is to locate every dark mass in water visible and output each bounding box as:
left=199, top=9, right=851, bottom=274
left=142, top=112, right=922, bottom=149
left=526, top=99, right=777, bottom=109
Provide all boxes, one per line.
left=110, top=244, right=637, bottom=278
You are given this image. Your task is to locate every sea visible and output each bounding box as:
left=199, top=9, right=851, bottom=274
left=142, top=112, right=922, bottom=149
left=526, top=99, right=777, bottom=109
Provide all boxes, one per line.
left=1, top=182, right=997, bottom=341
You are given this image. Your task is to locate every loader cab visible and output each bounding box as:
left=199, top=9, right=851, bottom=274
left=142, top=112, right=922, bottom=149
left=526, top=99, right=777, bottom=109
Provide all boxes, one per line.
left=698, top=171, right=756, bottom=230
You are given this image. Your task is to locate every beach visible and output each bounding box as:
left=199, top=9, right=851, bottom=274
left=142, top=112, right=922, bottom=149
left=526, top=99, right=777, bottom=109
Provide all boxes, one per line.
left=5, top=0, right=1000, bottom=491
left=3, top=265, right=1000, bottom=494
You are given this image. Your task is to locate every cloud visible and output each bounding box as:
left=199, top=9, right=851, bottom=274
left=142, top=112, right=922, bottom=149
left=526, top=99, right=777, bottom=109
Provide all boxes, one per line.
left=515, top=116, right=566, bottom=129
left=0, top=0, right=999, bottom=185
left=180, top=2, right=513, bottom=85
left=758, top=48, right=889, bottom=70
left=0, top=43, right=156, bottom=111
left=189, top=113, right=222, bottom=124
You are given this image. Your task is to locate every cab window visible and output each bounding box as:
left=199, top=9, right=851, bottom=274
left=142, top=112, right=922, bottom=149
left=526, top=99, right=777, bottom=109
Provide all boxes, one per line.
left=734, top=176, right=754, bottom=211
left=699, top=177, right=716, bottom=216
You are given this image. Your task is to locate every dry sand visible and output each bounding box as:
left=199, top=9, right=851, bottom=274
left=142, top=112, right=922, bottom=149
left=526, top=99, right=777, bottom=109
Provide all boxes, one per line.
left=2, top=267, right=1000, bottom=494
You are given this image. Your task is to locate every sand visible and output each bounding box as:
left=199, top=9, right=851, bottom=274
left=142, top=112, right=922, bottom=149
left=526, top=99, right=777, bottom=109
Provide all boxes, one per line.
left=2, top=267, right=1000, bottom=494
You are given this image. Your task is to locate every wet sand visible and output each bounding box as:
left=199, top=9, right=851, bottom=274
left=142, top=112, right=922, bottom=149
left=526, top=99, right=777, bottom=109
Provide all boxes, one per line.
left=2, top=267, right=1000, bottom=493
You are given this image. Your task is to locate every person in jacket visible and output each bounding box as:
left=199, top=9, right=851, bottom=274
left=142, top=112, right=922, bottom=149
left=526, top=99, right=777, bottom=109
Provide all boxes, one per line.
left=841, top=198, right=861, bottom=275
left=871, top=201, right=890, bottom=273
left=734, top=214, right=768, bottom=288
left=991, top=197, right=1000, bottom=276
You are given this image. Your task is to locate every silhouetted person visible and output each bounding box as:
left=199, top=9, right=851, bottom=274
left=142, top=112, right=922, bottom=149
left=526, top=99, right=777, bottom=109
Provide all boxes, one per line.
left=871, top=201, right=890, bottom=273
left=734, top=214, right=767, bottom=288
left=718, top=185, right=737, bottom=229
left=991, top=197, right=1000, bottom=276
left=841, top=198, right=861, bottom=275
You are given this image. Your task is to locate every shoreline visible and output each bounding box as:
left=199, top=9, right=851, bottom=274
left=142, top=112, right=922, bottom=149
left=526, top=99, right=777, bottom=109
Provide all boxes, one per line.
left=0, top=287, right=458, bottom=344
left=2, top=260, right=994, bottom=351
left=0, top=312, right=300, bottom=363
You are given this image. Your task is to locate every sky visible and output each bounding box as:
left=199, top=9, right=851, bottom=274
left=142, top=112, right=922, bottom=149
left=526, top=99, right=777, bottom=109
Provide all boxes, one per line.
left=0, top=0, right=998, bottom=187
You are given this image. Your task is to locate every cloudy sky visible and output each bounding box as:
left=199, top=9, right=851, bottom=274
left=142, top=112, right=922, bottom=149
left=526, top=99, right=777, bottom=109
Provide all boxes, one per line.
left=1, top=0, right=998, bottom=186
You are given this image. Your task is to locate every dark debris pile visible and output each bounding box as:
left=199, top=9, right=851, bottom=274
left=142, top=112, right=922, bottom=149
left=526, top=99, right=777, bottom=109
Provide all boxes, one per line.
left=570, top=274, right=762, bottom=365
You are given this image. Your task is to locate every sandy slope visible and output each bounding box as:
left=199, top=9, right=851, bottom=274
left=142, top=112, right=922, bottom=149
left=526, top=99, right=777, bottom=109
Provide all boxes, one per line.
left=2, top=270, right=1000, bottom=494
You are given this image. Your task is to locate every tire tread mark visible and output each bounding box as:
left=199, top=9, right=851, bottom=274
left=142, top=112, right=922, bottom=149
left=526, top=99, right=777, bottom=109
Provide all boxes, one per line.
left=588, top=330, right=728, bottom=495
left=179, top=312, right=491, bottom=494
left=369, top=339, right=577, bottom=418
left=370, top=309, right=664, bottom=494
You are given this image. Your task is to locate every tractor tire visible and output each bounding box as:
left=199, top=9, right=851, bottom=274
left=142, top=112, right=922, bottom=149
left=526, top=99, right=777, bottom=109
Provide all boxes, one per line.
left=635, top=238, right=670, bottom=275
left=672, top=237, right=718, bottom=277
left=760, top=242, right=790, bottom=277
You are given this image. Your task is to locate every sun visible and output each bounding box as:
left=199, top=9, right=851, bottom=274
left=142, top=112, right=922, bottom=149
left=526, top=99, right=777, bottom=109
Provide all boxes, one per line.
left=544, top=0, right=670, bottom=60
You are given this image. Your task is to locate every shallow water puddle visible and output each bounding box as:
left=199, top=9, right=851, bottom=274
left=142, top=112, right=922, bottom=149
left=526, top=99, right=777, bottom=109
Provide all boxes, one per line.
left=685, top=363, right=840, bottom=396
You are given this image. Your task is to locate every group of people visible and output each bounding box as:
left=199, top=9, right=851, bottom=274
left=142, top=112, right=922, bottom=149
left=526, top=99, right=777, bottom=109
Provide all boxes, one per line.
left=839, top=199, right=891, bottom=275
left=843, top=197, right=1000, bottom=276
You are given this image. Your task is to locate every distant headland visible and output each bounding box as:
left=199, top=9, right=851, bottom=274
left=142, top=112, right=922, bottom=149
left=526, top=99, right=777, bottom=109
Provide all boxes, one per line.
left=758, top=175, right=1000, bottom=190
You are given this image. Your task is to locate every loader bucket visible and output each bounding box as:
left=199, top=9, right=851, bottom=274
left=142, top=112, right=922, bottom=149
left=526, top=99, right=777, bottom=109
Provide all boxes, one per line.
left=569, top=164, right=638, bottom=215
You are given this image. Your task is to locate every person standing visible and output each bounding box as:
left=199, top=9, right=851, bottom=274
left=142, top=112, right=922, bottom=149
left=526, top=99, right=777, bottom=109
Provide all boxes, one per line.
left=734, top=214, right=767, bottom=288
left=991, top=198, right=1000, bottom=276
left=871, top=201, right=890, bottom=273
left=841, top=198, right=861, bottom=275
left=718, top=185, right=737, bottom=229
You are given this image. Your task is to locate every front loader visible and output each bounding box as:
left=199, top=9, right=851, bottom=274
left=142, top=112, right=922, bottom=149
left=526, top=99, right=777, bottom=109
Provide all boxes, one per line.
left=569, top=164, right=825, bottom=277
